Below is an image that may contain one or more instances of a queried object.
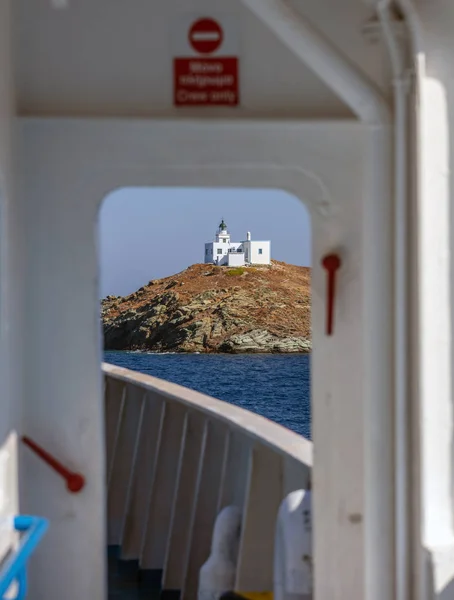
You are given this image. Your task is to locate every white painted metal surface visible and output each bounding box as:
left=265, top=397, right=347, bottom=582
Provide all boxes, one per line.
left=0, top=433, right=18, bottom=564
left=198, top=506, right=242, bottom=600
left=0, top=1, right=453, bottom=598
left=413, top=4, right=454, bottom=596
left=16, top=112, right=371, bottom=598
left=0, top=0, right=19, bottom=572
left=274, top=489, right=312, bottom=600
left=104, top=363, right=312, bottom=599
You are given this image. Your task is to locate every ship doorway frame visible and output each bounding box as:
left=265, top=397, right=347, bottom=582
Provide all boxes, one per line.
left=19, top=116, right=391, bottom=600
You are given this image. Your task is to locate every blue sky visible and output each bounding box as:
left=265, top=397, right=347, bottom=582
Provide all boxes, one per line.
left=98, top=187, right=312, bottom=298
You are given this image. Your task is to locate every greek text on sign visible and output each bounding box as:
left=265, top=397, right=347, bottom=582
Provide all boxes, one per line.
left=173, top=16, right=239, bottom=107
left=174, top=58, right=238, bottom=106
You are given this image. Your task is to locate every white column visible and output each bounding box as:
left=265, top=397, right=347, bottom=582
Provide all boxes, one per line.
left=18, top=149, right=106, bottom=600
left=412, top=3, right=454, bottom=597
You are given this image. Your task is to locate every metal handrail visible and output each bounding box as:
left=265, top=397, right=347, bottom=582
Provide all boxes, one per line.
left=0, top=516, right=49, bottom=600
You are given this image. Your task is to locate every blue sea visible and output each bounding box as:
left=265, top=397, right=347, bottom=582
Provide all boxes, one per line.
left=104, top=352, right=311, bottom=439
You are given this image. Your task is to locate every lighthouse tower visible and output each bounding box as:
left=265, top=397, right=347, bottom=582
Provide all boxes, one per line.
left=215, top=219, right=230, bottom=243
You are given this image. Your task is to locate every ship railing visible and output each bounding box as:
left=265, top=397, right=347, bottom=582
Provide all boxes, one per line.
left=103, top=362, right=312, bottom=599
left=0, top=516, right=48, bottom=600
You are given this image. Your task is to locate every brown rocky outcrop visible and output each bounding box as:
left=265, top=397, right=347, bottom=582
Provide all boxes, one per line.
left=102, top=261, right=311, bottom=353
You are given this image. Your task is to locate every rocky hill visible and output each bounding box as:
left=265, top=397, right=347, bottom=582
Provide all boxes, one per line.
left=102, top=261, right=311, bottom=353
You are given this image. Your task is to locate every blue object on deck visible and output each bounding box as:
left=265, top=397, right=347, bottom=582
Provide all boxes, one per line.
left=0, top=515, right=48, bottom=600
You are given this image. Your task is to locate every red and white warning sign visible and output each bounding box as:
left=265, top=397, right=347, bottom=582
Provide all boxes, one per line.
left=189, top=18, right=223, bottom=54
left=173, top=16, right=239, bottom=107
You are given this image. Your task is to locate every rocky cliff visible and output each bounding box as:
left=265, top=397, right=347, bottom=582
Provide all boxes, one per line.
left=102, top=261, right=311, bottom=353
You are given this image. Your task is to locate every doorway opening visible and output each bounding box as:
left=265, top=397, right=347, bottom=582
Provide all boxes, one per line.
left=99, top=186, right=312, bottom=437
left=99, top=186, right=313, bottom=600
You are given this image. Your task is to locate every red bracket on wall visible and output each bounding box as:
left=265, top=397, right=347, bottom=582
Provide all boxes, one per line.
left=22, top=436, right=85, bottom=493
left=321, top=253, right=342, bottom=336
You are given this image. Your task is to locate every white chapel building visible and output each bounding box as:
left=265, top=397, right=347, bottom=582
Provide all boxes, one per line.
left=204, top=220, right=271, bottom=267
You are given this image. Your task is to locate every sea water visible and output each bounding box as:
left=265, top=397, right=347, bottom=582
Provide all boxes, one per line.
left=104, top=351, right=311, bottom=439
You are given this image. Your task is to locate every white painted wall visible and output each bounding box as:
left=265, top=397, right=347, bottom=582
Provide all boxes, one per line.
left=206, top=240, right=243, bottom=265
left=0, top=0, right=19, bottom=563
left=213, top=241, right=229, bottom=264
left=227, top=252, right=245, bottom=267
left=206, top=231, right=262, bottom=267
left=243, top=240, right=270, bottom=265
left=409, top=3, right=454, bottom=597
left=216, top=230, right=230, bottom=243
left=0, top=0, right=17, bottom=437
left=17, top=116, right=381, bottom=600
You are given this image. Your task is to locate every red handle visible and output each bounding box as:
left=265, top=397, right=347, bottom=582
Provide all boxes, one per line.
left=321, top=253, right=342, bottom=336
left=22, top=436, right=85, bottom=493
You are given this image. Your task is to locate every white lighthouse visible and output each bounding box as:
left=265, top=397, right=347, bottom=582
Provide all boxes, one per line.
left=215, top=219, right=230, bottom=244
left=204, top=220, right=271, bottom=266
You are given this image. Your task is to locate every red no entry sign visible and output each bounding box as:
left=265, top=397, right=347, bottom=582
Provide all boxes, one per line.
left=173, top=15, right=239, bottom=107
left=189, top=18, right=223, bottom=54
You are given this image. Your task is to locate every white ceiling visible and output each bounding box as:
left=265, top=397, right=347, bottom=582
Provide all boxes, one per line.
left=14, top=0, right=390, bottom=119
